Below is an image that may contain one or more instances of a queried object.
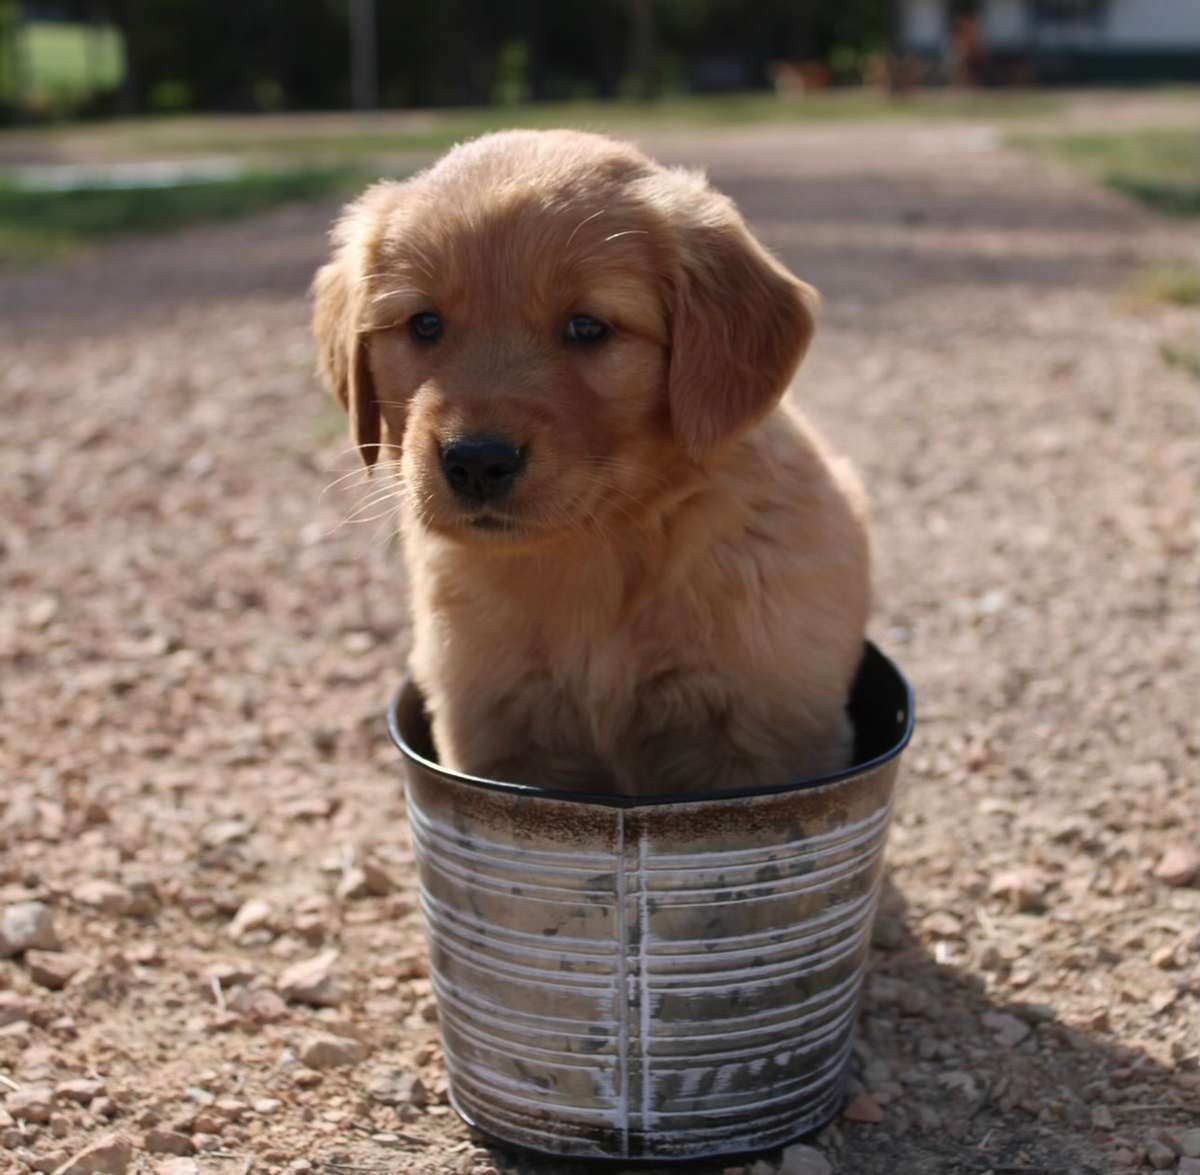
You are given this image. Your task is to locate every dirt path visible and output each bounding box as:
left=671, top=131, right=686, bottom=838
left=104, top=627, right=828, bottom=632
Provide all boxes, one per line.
left=1, top=120, right=1198, bottom=1175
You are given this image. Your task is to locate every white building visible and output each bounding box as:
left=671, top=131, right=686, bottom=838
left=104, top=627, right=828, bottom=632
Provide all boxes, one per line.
left=901, top=0, right=1200, bottom=82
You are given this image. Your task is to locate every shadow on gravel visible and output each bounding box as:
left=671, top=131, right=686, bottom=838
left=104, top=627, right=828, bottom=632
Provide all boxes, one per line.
left=473, top=877, right=1184, bottom=1175
left=0, top=198, right=344, bottom=339
left=716, top=171, right=1140, bottom=236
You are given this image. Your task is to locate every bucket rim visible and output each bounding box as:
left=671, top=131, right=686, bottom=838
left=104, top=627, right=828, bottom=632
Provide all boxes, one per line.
left=385, top=640, right=914, bottom=810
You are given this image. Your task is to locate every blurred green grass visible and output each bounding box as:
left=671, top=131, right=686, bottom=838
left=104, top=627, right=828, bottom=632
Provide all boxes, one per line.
left=0, top=168, right=364, bottom=264
left=1131, top=262, right=1200, bottom=306
left=1160, top=343, right=1200, bottom=378
left=1014, top=127, right=1200, bottom=217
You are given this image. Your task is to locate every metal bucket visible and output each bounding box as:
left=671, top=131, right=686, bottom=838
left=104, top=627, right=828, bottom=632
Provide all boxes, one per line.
left=386, top=642, right=913, bottom=1163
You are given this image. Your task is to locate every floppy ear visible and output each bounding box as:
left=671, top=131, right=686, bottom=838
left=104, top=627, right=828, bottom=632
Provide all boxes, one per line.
left=666, top=193, right=818, bottom=461
left=311, top=240, right=381, bottom=469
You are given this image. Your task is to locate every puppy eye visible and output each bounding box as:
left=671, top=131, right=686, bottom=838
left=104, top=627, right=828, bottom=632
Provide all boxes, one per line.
left=409, top=311, right=443, bottom=343
left=564, top=315, right=611, bottom=344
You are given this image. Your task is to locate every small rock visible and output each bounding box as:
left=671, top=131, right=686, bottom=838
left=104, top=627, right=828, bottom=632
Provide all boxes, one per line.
left=862, top=1058, right=893, bottom=1087
left=842, top=1092, right=884, bottom=1123
left=28, top=1153, right=67, bottom=1175
left=229, top=987, right=288, bottom=1023
left=26, top=951, right=85, bottom=990
left=124, top=942, right=161, bottom=966
left=278, top=949, right=345, bottom=1007
left=156, top=1161, right=200, bottom=1175
left=253, top=1098, right=281, bottom=1115
left=143, top=1129, right=194, bottom=1156
left=778, top=1143, right=833, bottom=1175
left=1154, top=846, right=1200, bottom=888
left=336, top=867, right=369, bottom=901
left=212, top=1097, right=245, bottom=1123
left=1170, top=1130, right=1200, bottom=1159
left=205, top=961, right=260, bottom=988
left=0, top=903, right=61, bottom=958
left=91, top=1097, right=118, bottom=1119
left=299, top=1032, right=368, bottom=1069
left=51, top=1132, right=133, bottom=1174
left=8, top=1085, right=54, bottom=1122
left=937, top=1070, right=979, bottom=1101
left=923, top=911, right=962, bottom=937
left=1179, top=1159, right=1200, bottom=1175
left=989, top=868, right=1046, bottom=911
left=367, top=1069, right=428, bottom=1107
left=1146, top=1140, right=1177, bottom=1170
left=0, top=992, right=38, bottom=1026
left=982, top=1011, right=1031, bottom=1047
left=72, top=881, right=132, bottom=917
left=55, top=1079, right=105, bottom=1106
left=362, top=859, right=398, bottom=896
left=191, top=1134, right=223, bottom=1152
left=26, top=596, right=60, bottom=628
left=1090, top=1105, right=1115, bottom=1131
left=201, top=819, right=251, bottom=848
left=228, top=899, right=273, bottom=941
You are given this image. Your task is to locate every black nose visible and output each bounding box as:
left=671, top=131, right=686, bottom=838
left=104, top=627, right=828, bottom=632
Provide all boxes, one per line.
left=439, top=437, right=525, bottom=503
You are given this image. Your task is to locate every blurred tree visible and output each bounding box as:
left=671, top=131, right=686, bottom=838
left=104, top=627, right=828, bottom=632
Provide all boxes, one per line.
left=21, top=0, right=892, bottom=118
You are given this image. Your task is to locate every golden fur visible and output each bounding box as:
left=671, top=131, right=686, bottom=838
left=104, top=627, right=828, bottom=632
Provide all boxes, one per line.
left=313, top=129, right=870, bottom=795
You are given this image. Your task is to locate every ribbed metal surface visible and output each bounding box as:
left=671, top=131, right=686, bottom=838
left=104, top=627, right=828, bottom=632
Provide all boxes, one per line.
left=389, top=644, right=911, bottom=1163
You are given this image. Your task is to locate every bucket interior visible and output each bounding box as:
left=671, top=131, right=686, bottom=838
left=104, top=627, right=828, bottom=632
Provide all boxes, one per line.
left=388, top=640, right=913, bottom=804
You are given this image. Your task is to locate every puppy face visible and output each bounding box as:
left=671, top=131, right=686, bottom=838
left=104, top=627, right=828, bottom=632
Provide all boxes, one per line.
left=313, top=130, right=817, bottom=548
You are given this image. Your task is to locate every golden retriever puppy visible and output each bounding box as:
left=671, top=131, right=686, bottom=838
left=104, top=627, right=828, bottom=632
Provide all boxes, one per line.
left=313, top=129, right=869, bottom=795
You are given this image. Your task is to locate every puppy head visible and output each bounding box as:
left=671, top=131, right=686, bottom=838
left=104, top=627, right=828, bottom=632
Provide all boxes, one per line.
left=311, top=130, right=816, bottom=547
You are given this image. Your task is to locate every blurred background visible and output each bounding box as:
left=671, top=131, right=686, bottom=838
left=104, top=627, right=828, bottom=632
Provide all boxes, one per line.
left=0, top=0, right=1197, bottom=263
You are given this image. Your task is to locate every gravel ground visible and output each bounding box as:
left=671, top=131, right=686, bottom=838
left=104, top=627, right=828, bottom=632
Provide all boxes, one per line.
left=1, top=114, right=1198, bottom=1175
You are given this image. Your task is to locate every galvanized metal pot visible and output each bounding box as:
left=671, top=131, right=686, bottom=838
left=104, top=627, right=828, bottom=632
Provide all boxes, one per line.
left=386, top=642, right=913, bottom=1163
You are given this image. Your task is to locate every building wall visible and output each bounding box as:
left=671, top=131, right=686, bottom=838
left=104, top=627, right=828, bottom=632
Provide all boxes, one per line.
left=904, top=0, right=1200, bottom=52
left=982, top=0, right=1028, bottom=47
left=1098, top=0, right=1200, bottom=47
left=903, top=0, right=947, bottom=51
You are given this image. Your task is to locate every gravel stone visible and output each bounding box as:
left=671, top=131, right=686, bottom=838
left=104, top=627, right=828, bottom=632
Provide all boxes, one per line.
left=1154, top=846, right=1200, bottom=887
left=278, top=950, right=345, bottom=1007
left=367, top=1069, right=428, bottom=1107
left=156, top=1161, right=201, bottom=1175
left=298, top=1033, right=368, bottom=1069
left=843, top=1092, right=885, bottom=1123
left=51, top=1133, right=133, bottom=1174
left=55, top=1080, right=105, bottom=1106
left=228, top=987, right=288, bottom=1023
left=26, top=951, right=85, bottom=990
left=982, top=1011, right=1032, bottom=1047
left=143, top=1129, right=195, bottom=1156
left=72, top=881, right=133, bottom=916
left=1146, top=1140, right=1177, bottom=1169
left=988, top=868, right=1047, bottom=912
left=0, top=903, right=61, bottom=957
left=227, top=899, right=273, bottom=941
left=8, top=1086, right=54, bottom=1122
left=778, top=1144, right=834, bottom=1175
left=1169, top=1130, right=1200, bottom=1159
left=0, top=993, right=39, bottom=1026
